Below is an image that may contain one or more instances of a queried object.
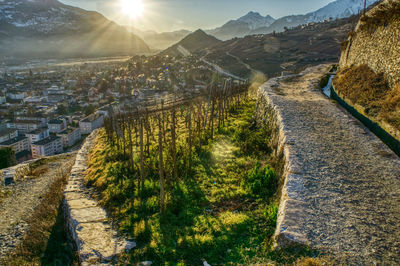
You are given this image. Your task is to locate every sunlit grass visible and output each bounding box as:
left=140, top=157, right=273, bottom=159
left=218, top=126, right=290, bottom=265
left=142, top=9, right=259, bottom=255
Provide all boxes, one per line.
left=85, top=99, right=318, bottom=264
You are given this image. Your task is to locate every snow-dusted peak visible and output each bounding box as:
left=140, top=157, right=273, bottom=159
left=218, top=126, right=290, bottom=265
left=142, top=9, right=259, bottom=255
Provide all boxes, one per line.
left=305, top=0, right=380, bottom=22
left=237, top=11, right=275, bottom=30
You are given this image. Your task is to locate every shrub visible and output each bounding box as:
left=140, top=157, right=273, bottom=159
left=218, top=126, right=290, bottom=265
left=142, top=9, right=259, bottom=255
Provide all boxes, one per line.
left=359, top=1, right=400, bottom=33
left=334, top=65, right=400, bottom=131
left=319, top=74, right=330, bottom=89
left=243, top=162, right=277, bottom=199
left=265, top=203, right=279, bottom=227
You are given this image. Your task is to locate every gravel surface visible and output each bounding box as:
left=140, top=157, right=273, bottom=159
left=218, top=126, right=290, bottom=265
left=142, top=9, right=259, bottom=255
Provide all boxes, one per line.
left=0, top=154, right=76, bottom=260
left=259, top=64, right=400, bottom=264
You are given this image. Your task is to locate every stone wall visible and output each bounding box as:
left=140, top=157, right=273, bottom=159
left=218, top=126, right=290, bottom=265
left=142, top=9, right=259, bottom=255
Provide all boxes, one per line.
left=256, top=65, right=400, bottom=263
left=339, top=0, right=400, bottom=87
left=63, top=129, right=136, bottom=264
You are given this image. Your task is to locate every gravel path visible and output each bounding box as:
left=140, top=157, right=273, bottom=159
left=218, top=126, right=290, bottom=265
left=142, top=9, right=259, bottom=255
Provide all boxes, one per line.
left=0, top=154, right=76, bottom=259
left=259, top=64, right=400, bottom=264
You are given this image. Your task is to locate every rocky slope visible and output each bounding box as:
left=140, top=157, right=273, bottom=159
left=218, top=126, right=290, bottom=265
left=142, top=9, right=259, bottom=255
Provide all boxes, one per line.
left=0, top=0, right=150, bottom=58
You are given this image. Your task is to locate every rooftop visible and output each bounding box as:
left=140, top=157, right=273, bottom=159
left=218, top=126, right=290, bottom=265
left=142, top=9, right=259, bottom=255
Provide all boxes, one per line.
left=0, top=128, right=17, bottom=136
left=26, top=128, right=49, bottom=135
left=48, top=119, right=64, bottom=124
left=12, top=120, right=41, bottom=124
left=0, top=135, right=28, bottom=146
left=32, top=135, right=61, bottom=146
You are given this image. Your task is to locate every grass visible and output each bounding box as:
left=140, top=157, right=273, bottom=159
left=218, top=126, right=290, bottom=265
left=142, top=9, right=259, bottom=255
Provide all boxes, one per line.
left=2, top=160, right=78, bottom=266
left=334, top=64, right=400, bottom=132
left=85, top=99, right=324, bottom=264
left=359, top=0, right=400, bottom=33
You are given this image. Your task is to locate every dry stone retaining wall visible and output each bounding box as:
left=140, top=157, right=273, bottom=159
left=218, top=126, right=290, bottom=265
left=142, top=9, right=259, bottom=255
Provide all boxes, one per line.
left=63, top=129, right=136, bottom=264
left=257, top=64, right=400, bottom=264
left=340, top=0, right=400, bottom=87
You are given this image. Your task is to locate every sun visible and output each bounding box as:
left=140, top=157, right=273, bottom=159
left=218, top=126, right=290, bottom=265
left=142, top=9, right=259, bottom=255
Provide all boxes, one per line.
left=120, top=0, right=144, bottom=19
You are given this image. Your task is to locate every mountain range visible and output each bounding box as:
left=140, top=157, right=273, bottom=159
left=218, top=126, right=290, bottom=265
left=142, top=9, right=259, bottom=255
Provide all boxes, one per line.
left=0, top=0, right=150, bottom=59
left=206, top=0, right=379, bottom=40
left=0, top=0, right=380, bottom=59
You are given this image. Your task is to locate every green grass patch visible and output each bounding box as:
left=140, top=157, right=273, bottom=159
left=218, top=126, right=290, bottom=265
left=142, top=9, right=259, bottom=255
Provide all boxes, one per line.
left=86, top=99, right=318, bottom=264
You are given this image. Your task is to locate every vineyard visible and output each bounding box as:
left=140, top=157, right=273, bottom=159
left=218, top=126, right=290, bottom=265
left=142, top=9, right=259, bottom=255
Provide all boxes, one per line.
left=84, top=80, right=305, bottom=264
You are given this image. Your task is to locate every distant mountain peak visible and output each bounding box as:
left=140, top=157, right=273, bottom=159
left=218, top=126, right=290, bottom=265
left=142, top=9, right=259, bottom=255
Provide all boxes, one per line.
left=207, top=0, right=379, bottom=40
left=0, top=0, right=150, bottom=58
left=162, top=29, right=221, bottom=56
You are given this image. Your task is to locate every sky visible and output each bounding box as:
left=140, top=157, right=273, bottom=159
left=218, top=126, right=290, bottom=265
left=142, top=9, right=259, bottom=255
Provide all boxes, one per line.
left=59, top=0, right=334, bottom=32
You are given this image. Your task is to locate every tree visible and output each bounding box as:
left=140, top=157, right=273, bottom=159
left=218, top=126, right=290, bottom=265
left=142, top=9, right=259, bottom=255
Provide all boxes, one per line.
left=0, top=148, right=17, bottom=170
left=57, top=104, right=68, bottom=115
left=84, top=105, right=96, bottom=116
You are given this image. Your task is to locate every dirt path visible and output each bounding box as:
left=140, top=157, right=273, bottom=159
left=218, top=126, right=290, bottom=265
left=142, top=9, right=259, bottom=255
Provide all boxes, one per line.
left=0, top=154, right=76, bottom=259
left=259, top=64, right=400, bottom=264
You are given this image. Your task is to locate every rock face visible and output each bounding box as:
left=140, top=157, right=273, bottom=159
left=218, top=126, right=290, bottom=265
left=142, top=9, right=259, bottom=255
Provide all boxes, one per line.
left=339, top=0, right=400, bottom=87
left=63, top=129, right=136, bottom=264
left=257, top=64, right=400, bottom=263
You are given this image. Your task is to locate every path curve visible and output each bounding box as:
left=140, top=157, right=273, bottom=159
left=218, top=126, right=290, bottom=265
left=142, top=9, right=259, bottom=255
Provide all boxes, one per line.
left=258, top=64, right=400, bottom=264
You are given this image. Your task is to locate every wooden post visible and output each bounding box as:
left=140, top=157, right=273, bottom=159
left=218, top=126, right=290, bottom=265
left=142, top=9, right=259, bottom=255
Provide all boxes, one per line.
left=139, top=118, right=145, bottom=191
left=188, top=109, right=192, bottom=174
left=158, top=114, right=165, bottom=214
left=171, top=106, right=177, bottom=181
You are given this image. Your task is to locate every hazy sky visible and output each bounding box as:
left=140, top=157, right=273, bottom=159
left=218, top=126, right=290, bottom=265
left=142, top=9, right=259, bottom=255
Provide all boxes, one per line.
left=59, top=0, right=334, bottom=32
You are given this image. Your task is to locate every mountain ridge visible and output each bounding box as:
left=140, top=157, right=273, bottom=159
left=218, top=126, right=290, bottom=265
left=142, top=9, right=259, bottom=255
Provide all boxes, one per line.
left=0, top=0, right=150, bottom=59
left=161, top=29, right=222, bottom=57
left=206, top=0, right=379, bottom=40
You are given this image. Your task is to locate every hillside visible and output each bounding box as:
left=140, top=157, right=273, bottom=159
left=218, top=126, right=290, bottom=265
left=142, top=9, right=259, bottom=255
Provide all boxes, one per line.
left=206, top=0, right=379, bottom=40
left=335, top=0, right=400, bottom=139
left=0, top=0, right=150, bottom=59
left=203, top=15, right=358, bottom=77
left=162, top=29, right=222, bottom=57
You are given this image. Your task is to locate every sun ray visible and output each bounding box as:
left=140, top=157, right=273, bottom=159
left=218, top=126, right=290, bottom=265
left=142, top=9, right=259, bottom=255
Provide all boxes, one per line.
left=120, top=0, right=144, bottom=19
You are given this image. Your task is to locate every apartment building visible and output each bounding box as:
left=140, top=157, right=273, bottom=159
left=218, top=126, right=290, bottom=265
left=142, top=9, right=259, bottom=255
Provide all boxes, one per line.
left=31, top=136, right=63, bottom=158
left=57, top=127, right=81, bottom=148
left=0, top=128, right=18, bottom=143
left=25, top=128, right=50, bottom=144
left=0, top=135, right=30, bottom=154
left=79, top=114, right=104, bottom=134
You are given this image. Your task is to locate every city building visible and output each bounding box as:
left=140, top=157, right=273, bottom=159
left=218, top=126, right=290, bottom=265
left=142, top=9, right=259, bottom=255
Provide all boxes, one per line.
left=7, top=120, right=41, bottom=134
left=0, top=135, right=30, bottom=154
left=25, top=128, right=50, bottom=144
left=79, top=114, right=104, bottom=134
left=57, top=127, right=81, bottom=148
left=31, top=136, right=63, bottom=158
left=48, top=118, right=67, bottom=133
left=0, top=128, right=18, bottom=143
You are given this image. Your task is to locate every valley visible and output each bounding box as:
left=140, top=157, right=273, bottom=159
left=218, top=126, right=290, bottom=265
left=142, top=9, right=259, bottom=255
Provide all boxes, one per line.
left=0, top=0, right=399, bottom=265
